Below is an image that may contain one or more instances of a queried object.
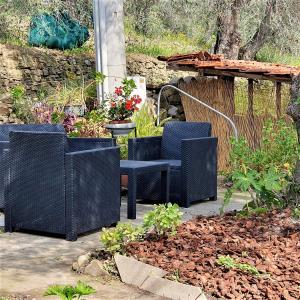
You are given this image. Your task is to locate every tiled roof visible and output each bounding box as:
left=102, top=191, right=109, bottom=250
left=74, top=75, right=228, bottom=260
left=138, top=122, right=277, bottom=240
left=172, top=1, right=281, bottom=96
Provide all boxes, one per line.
left=158, top=51, right=300, bottom=82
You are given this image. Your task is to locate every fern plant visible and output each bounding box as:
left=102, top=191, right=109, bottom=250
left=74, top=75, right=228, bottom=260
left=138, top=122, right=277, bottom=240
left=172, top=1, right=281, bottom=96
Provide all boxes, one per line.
left=44, top=281, right=96, bottom=300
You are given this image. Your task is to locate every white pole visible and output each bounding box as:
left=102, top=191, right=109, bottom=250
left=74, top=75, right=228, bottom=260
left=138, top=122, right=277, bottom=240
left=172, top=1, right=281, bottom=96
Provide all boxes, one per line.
left=93, top=0, right=109, bottom=103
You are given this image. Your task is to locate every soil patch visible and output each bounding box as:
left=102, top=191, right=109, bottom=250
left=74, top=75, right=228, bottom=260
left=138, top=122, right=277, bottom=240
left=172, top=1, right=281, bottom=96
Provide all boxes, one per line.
left=126, top=209, right=300, bottom=299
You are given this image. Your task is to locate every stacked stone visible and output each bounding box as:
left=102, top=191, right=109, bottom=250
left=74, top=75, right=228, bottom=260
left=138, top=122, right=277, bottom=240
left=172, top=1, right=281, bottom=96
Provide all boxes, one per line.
left=0, top=93, right=23, bottom=124
left=0, top=44, right=197, bottom=124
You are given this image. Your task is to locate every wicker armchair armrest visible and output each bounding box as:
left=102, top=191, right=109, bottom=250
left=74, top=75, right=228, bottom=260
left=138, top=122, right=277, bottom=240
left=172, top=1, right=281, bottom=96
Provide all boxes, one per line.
left=128, top=136, right=162, bottom=160
left=181, top=137, right=218, bottom=199
left=67, top=137, right=116, bottom=152
left=64, top=146, right=120, bottom=240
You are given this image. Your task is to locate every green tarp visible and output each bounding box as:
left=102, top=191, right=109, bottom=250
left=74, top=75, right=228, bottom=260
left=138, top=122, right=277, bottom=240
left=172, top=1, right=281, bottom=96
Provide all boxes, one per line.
left=28, top=12, right=89, bottom=50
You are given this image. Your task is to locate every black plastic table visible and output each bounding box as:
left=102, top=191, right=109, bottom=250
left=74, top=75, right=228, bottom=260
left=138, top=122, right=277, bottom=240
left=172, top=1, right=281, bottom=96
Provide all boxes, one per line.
left=120, top=160, right=170, bottom=219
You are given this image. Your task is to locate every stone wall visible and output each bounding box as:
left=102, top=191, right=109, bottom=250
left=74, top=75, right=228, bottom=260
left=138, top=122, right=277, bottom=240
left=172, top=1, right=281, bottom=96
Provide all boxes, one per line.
left=0, top=44, right=195, bottom=123
left=0, top=44, right=95, bottom=95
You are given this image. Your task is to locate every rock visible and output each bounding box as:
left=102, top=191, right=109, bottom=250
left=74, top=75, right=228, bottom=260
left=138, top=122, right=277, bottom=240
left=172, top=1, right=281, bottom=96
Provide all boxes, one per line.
left=168, top=105, right=178, bottom=116
left=72, top=262, right=79, bottom=272
left=77, top=252, right=91, bottom=268
left=84, top=259, right=108, bottom=277
left=0, top=93, right=12, bottom=103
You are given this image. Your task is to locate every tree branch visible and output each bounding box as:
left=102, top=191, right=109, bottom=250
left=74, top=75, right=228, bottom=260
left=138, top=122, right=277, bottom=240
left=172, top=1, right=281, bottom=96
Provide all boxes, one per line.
left=239, top=0, right=277, bottom=60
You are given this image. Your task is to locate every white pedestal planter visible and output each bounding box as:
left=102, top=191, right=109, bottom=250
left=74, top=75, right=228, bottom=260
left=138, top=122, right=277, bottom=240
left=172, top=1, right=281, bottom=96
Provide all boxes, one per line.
left=105, top=122, right=136, bottom=137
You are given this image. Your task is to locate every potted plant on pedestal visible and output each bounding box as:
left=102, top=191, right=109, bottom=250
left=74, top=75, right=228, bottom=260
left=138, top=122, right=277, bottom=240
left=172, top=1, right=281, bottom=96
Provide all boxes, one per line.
left=104, top=79, right=142, bottom=137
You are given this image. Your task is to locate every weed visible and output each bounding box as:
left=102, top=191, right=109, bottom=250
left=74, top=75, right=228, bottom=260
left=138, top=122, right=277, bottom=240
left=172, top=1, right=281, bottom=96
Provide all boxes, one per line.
left=44, top=281, right=95, bottom=300
left=143, top=203, right=183, bottom=237
left=216, top=255, right=261, bottom=276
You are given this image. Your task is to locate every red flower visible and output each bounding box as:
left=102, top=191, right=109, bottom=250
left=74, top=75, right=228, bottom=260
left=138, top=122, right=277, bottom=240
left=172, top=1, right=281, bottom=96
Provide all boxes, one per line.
left=111, top=102, right=116, bottom=108
left=131, top=95, right=142, bottom=104
left=125, top=100, right=133, bottom=110
left=115, top=86, right=123, bottom=96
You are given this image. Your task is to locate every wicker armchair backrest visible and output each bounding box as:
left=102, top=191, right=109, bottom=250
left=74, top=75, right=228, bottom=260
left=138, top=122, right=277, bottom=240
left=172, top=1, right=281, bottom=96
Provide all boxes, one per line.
left=8, top=131, right=67, bottom=231
left=161, top=121, right=211, bottom=159
left=0, top=124, right=65, bottom=141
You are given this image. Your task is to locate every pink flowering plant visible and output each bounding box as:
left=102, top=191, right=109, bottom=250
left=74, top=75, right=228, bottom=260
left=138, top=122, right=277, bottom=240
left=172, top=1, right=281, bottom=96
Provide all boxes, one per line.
left=106, top=79, right=142, bottom=121
left=32, top=103, right=76, bottom=133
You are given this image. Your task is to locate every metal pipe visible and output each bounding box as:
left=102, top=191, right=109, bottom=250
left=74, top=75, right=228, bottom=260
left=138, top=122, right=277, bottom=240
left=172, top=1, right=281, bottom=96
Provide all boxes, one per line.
left=157, top=84, right=238, bottom=140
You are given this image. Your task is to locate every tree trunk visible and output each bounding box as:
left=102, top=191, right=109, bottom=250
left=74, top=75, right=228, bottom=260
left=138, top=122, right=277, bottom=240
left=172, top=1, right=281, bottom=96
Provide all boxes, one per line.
left=287, top=75, right=300, bottom=205
left=239, top=0, right=277, bottom=60
left=213, top=0, right=244, bottom=59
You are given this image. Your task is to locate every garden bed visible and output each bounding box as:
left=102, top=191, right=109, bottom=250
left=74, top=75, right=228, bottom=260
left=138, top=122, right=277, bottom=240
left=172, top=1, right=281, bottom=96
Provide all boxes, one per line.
left=126, top=209, right=300, bottom=299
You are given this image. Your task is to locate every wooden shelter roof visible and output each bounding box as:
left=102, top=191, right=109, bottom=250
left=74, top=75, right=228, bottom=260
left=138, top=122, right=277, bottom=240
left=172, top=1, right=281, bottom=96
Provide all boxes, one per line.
left=158, top=51, right=300, bottom=82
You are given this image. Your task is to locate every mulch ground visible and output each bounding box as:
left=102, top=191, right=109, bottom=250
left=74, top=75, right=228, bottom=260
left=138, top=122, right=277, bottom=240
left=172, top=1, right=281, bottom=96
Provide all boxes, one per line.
left=126, top=209, right=300, bottom=299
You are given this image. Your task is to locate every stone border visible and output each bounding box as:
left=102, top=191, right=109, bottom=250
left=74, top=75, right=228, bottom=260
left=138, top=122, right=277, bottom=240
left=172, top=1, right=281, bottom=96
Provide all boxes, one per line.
left=114, top=254, right=207, bottom=300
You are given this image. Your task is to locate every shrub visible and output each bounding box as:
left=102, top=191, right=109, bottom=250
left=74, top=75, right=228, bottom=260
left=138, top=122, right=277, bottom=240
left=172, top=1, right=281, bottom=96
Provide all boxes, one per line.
left=44, top=281, right=96, bottom=300
left=118, top=102, right=168, bottom=159
left=70, top=109, right=108, bottom=138
left=143, top=203, right=183, bottom=237
left=100, top=223, right=144, bottom=254
left=100, top=204, right=182, bottom=254
left=222, top=119, right=299, bottom=213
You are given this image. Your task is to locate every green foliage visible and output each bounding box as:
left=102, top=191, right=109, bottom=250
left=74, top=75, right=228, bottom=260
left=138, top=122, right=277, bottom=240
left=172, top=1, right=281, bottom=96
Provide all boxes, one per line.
left=292, top=206, right=300, bottom=219
left=257, top=46, right=300, bottom=66
left=216, top=255, right=261, bottom=276
left=143, top=203, right=183, bottom=237
left=234, top=80, right=290, bottom=117
left=11, top=85, right=36, bottom=123
left=121, top=78, right=136, bottom=97
left=44, top=281, right=96, bottom=300
left=236, top=207, right=268, bottom=217
left=100, top=204, right=182, bottom=254
left=100, top=223, right=144, bottom=254
left=117, top=103, right=167, bottom=159
left=222, top=119, right=299, bottom=213
left=11, top=85, right=25, bottom=100
left=125, top=21, right=200, bottom=57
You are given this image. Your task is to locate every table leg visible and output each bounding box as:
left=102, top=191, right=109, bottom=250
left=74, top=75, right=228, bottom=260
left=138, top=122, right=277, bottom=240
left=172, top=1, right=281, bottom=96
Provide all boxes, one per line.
left=161, top=168, right=170, bottom=203
left=127, top=171, right=137, bottom=219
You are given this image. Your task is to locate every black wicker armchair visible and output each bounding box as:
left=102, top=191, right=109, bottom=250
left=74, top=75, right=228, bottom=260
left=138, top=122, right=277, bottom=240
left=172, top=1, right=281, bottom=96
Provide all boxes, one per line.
left=4, top=131, right=120, bottom=241
left=0, top=124, right=65, bottom=210
left=128, top=121, right=218, bottom=207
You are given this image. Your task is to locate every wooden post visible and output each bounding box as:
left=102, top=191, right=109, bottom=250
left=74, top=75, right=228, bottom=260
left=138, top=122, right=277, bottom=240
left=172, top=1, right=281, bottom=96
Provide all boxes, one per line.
left=248, top=79, right=254, bottom=116
left=275, top=81, right=282, bottom=119
left=248, top=79, right=258, bottom=147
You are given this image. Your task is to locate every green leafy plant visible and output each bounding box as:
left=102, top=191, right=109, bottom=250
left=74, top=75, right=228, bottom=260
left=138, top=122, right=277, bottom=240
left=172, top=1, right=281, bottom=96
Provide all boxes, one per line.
left=236, top=207, right=268, bottom=218
left=143, top=203, right=183, bottom=236
left=11, top=85, right=25, bottom=100
left=222, top=119, right=299, bottom=213
left=44, top=281, right=96, bottom=300
left=100, top=223, right=144, bottom=254
left=167, top=269, right=181, bottom=282
left=70, top=108, right=108, bottom=138
left=118, top=102, right=169, bottom=159
left=292, top=206, right=300, bottom=219
left=216, top=255, right=261, bottom=276
left=11, top=85, right=36, bottom=122
left=100, top=204, right=182, bottom=254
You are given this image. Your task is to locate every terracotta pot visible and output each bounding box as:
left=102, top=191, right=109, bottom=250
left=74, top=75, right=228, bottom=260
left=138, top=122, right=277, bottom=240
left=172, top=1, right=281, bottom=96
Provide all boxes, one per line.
left=121, top=175, right=128, bottom=188
left=109, top=119, right=131, bottom=124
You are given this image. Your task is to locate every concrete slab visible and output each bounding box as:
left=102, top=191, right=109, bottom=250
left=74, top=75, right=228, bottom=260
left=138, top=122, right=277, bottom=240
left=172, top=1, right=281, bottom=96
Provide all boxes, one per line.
left=140, top=276, right=205, bottom=300
left=0, top=189, right=249, bottom=299
left=114, top=254, right=168, bottom=287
